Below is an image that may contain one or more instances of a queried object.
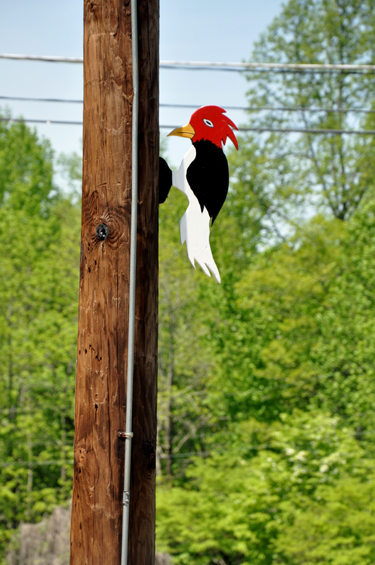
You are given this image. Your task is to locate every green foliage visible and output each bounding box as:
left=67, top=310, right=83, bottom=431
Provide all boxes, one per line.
left=2, top=2, right=375, bottom=563
left=276, top=475, right=375, bottom=564
left=230, top=0, right=375, bottom=233
left=156, top=1, right=375, bottom=564
left=0, top=114, right=80, bottom=560
left=158, top=411, right=373, bottom=565
left=56, top=149, right=83, bottom=198
left=0, top=114, right=55, bottom=214
left=157, top=176, right=375, bottom=562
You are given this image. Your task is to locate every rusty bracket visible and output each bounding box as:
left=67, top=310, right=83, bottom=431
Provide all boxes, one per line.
left=118, top=431, right=134, bottom=439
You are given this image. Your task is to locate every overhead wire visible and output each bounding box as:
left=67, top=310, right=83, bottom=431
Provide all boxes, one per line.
left=162, top=124, right=375, bottom=135
left=1, top=56, right=374, bottom=134
left=0, top=118, right=83, bottom=126
left=0, top=460, right=73, bottom=468
left=1, top=118, right=374, bottom=136
left=0, top=95, right=83, bottom=104
left=1, top=95, right=375, bottom=115
left=2, top=53, right=375, bottom=73
left=161, top=60, right=375, bottom=73
left=4, top=424, right=375, bottom=467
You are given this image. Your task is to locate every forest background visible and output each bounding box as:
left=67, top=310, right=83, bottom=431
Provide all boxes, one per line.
left=1, top=0, right=375, bottom=564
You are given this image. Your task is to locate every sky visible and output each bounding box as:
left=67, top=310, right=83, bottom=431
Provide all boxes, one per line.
left=0, top=0, right=284, bottom=173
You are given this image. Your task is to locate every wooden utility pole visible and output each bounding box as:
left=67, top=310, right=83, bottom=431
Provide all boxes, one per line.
left=70, top=1, right=159, bottom=563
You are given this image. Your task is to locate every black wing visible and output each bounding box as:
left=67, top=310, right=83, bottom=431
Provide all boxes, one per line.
left=159, top=157, right=172, bottom=204
left=186, top=140, right=229, bottom=224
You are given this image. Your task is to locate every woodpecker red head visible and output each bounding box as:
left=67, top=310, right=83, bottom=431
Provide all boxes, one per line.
left=168, top=105, right=238, bottom=150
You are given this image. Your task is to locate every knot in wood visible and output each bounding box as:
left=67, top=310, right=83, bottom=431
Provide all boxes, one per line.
left=96, top=223, right=110, bottom=241
left=88, top=1, right=98, bottom=13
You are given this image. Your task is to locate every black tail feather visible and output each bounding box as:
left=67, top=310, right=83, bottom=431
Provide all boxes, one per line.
left=159, top=157, right=172, bottom=204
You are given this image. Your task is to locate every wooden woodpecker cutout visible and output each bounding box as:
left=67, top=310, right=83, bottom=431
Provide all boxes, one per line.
left=159, top=105, right=238, bottom=283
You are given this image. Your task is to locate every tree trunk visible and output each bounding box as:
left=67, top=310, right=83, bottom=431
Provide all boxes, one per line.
left=69, top=0, right=159, bottom=563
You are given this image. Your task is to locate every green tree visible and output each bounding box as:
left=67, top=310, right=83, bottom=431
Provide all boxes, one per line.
left=157, top=410, right=374, bottom=565
left=156, top=1, right=375, bottom=563
left=204, top=0, right=375, bottom=427
left=229, top=0, right=375, bottom=238
left=276, top=475, right=375, bottom=565
left=0, top=115, right=80, bottom=559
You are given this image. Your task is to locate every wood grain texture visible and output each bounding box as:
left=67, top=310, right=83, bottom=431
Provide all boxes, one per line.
left=70, top=1, right=159, bottom=563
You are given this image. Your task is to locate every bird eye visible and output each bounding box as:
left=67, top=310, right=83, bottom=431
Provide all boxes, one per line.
left=203, top=119, right=214, bottom=128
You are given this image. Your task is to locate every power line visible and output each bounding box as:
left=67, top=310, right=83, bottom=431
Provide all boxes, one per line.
left=0, top=117, right=83, bottom=126
left=4, top=427, right=375, bottom=466
left=0, top=54, right=84, bottom=64
left=1, top=117, right=374, bottom=136
left=162, top=124, right=375, bottom=136
left=160, top=65, right=375, bottom=75
left=162, top=60, right=375, bottom=72
left=1, top=95, right=375, bottom=115
left=0, top=94, right=83, bottom=104
left=165, top=104, right=375, bottom=114
left=0, top=460, right=73, bottom=468
left=231, top=125, right=375, bottom=135
left=1, top=53, right=375, bottom=73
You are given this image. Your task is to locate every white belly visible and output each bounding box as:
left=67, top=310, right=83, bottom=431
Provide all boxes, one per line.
left=171, top=145, right=221, bottom=283
left=172, top=145, right=196, bottom=202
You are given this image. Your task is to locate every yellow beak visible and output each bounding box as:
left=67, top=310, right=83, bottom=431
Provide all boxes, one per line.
left=167, top=123, right=195, bottom=139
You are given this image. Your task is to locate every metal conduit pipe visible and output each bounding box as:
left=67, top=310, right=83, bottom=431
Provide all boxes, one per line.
left=121, top=0, right=139, bottom=563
